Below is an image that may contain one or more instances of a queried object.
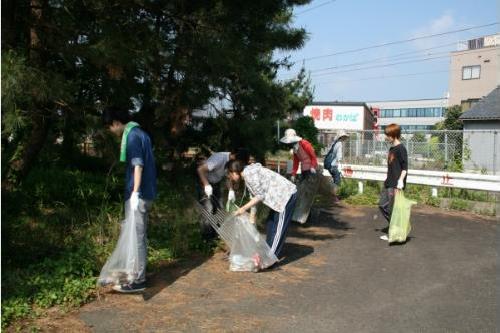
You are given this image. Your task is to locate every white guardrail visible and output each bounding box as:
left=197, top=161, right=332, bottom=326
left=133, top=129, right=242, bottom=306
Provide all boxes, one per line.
left=330, top=164, right=500, bottom=193
left=280, top=161, right=500, bottom=193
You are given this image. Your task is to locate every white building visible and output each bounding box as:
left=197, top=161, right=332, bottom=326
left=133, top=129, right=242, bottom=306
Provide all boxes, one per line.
left=367, top=98, right=448, bottom=131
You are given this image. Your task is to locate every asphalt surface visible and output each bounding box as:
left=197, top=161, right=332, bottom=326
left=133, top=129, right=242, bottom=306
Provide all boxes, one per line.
left=46, top=203, right=497, bottom=332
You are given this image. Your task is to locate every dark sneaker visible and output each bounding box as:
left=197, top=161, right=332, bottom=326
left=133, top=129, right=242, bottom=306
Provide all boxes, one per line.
left=112, top=282, right=146, bottom=293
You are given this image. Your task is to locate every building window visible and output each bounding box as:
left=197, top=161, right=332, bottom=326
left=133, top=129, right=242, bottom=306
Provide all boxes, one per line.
left=462, top=65, right=481, bottom=80
left=380, top=107, right=444, bottom=118
left=467, top=37, right=484, bottom=50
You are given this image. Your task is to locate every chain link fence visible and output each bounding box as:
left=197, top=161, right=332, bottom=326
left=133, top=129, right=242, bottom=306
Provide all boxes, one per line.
left=319, top=130, right=499, bottom=175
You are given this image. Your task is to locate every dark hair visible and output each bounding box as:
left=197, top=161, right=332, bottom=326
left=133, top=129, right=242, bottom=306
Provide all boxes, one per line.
left=384, top=123, right=401, bottom=139
left=102, top=106, right=130, bottom=126
left=232, top=148, right=250, bottom=165
left=226, top=159, right=245, bottom=174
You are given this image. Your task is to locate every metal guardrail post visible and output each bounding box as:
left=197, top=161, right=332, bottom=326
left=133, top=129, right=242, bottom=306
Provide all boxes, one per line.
left=358, top=181, right=364, bottom=194
left=496, top=193, right=500, bottom=219
left=444, top=130, right=449, bottom=165
left=493, top=131, right=497, bottom=176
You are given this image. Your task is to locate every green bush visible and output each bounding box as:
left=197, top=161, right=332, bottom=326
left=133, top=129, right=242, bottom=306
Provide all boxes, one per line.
left=1, top=165, right=213, bottom=328
left=2, top=247, right=98, bottom=326
left=334, top=179, right=493, bottom=210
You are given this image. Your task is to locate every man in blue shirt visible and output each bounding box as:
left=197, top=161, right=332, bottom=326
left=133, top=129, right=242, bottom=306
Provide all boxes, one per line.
left=103, top=106, right=157, bottom=293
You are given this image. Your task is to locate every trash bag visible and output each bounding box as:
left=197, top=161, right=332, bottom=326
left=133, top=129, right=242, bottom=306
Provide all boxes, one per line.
left=98, top=201, right=139, bottom=286
left=389, top=191, right=417, bottom=243
left=195, top=201, right=276, bottom=271
left=292, top=171, right=320, bottom=224
left=226, top=214, right=278, bottom=272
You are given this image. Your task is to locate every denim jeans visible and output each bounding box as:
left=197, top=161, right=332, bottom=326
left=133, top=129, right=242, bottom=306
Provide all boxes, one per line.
left=378, top=187, right=395, bottom=224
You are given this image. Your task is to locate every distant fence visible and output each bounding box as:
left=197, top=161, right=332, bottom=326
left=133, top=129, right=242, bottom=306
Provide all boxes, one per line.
left=319, top=130, right=499, bottom=175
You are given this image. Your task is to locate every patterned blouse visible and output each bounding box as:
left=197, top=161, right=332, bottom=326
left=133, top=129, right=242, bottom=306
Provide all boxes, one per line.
left=242, top=163, right=297, bottom=213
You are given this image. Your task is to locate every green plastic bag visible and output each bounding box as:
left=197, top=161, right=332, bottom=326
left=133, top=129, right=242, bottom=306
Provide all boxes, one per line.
left=226, top=201, right=239, bottom=213
left=388, top=191, right=417, bottom=243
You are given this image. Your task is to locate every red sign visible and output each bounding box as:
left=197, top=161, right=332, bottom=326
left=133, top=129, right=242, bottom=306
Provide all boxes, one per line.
left=342, top=166, right=353, bottom=177
left=310, top=108, right=321, bottom=121
left=441, top=174, right=453, bottom=186
left=322, top=108, right=333, bottom=121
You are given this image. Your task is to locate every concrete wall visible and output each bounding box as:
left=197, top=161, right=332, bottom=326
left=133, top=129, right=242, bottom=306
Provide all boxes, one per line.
left=448, top=47, right=499, bottom=106
left=463, top=121, right=500, bottom=174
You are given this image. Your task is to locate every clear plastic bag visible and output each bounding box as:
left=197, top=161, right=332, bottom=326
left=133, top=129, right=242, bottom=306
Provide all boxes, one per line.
left=195, top=201, right=277, bottom=271
left=98, top=202, right=139, bottom=286
left=226, top=214, right=278, bottom=272
left=389, top=191, right=417, bottom=243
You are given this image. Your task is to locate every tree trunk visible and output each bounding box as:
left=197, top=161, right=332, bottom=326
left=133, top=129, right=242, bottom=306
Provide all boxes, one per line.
left=1, top=0, right=17, bottom=49
left=2, top=0, right=49, bottom=190
left=3, top=114, right=49, bottom=189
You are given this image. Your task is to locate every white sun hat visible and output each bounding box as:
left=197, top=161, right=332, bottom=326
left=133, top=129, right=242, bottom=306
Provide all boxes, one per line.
left=280, top=128, right=302, bottom=144
left=335, top=130, right=350, bottom=140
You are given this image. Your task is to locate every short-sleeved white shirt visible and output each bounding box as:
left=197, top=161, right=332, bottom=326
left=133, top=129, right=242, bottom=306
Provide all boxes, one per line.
left=206, top=152, right=231, bottom=184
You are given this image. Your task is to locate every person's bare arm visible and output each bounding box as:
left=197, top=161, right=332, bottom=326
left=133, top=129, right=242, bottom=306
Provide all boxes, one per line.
left=133, top=166, right=143, bottom=192
left=197, top=163, right=210, bottom=187
left=235, top=196, right=262, bottom=216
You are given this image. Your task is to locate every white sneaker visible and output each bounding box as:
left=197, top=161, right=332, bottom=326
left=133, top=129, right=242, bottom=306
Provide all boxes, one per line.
left=379, top=235, right=389, bottom=241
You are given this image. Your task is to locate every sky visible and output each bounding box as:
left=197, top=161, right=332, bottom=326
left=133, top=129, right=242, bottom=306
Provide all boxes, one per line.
left=276, top=0, right=499, bottom=102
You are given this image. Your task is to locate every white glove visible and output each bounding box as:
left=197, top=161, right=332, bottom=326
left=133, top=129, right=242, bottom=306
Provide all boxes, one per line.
left=130, top=192, right=140, bottom=211
left=204, top=185, right=213, bottom=197
left=290, top=175, right=296, bottom=183
left=397, top=179, right=404, bottom=190
left=227, top=189, right=236, bottom=202
left=310, top=168, right=316, bottom=174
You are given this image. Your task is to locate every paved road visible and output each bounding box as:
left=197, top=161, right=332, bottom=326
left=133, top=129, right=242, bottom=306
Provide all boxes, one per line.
left=42, top=204, right=497, bottom=332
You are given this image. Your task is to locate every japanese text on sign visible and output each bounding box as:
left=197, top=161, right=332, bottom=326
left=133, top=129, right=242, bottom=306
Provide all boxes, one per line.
left=303, top=105, right=365, bottom=130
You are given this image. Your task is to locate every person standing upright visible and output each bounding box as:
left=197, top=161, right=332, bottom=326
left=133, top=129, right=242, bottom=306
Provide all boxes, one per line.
left=280, top=128, right=318, bottom=182
left=103, top=106, right=157, bottom=293
left=378, top=123, right=408, bottom=241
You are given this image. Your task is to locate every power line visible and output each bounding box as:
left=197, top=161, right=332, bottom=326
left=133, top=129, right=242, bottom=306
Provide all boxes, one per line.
left=310, top=46, right=499, bottom=78
left=310, top=55, right=450, bottom=77
left=282, top=32, right=497, bottom=78
left=314, top=70, right=451, bottom=85
left=302, top=22, right=499, bottom=61
left=309, top=42, right=457, bottom=73
left=295, top=0, right=337, bottom=15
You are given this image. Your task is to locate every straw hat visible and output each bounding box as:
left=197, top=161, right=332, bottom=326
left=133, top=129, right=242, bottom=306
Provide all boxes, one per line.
left=280, top=128, right=302, bottom=144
